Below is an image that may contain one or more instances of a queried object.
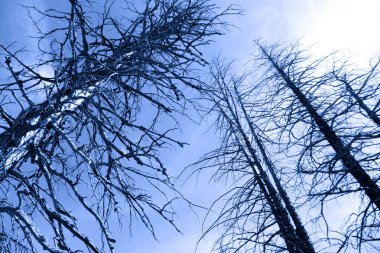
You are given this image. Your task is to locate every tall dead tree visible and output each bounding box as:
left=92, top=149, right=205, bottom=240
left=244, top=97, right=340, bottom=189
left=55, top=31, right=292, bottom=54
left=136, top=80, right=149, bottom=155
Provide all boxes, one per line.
left=193, top=61, right=315, bottom=253
left=0, top=0, right=235, bottom=252
left=255, top=41, right=380, bottom=252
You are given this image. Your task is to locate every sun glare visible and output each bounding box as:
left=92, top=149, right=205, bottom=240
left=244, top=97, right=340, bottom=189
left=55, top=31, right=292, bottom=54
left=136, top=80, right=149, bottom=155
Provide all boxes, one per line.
left=305, top=0, right=380, bottom=65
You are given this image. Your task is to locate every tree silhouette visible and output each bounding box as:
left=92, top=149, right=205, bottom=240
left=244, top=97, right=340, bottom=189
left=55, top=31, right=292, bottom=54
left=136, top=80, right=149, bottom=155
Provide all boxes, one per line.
left=254, top=41, right=380, bottom=252
left=0, top=0, right=235, bottom=252
left=193, top=42, right=380, bottom=252
left=192, top=61, right=315, bottom=253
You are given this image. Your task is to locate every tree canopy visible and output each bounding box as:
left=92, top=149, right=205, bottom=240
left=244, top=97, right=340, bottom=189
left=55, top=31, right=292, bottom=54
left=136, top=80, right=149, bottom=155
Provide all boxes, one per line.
left=0, top=1, right=234, bottom=252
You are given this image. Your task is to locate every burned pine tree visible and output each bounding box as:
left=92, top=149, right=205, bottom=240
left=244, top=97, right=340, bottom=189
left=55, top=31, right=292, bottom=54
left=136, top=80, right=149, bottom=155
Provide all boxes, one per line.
left=0, top=0, right=235, bottom=252
left=192, top=61, right=315, bottom=253
left=254, top=41, right=380, bottom=252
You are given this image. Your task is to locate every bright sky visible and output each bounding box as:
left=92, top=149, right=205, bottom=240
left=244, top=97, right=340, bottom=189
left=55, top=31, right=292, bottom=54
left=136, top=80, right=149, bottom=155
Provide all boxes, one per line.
left=211, top=0, right=380, bottom=67
left=2, top=0, right=380, bottom=252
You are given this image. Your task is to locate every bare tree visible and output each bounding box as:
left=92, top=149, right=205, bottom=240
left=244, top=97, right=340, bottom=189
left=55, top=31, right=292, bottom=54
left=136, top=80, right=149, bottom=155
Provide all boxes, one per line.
left=254, top=41, right=380, bottom=252
left=332, top=58, right=380, bottom=127
left=0, top=0, right=236, bottom=252
left=192, top=61, right=315, bottom=253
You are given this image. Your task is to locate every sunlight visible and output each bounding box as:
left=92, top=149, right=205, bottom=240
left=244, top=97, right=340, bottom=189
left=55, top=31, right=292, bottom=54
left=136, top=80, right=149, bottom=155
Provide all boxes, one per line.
left=305, top=0, right=380, bottom=66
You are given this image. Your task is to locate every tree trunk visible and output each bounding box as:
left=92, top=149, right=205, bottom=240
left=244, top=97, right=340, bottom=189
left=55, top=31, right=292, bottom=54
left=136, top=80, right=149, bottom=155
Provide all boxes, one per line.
left=259, top=45, right=380, bottom=210
left=236, top=88, right=316, bottom=253
left=219, top=97, right=315, bottom=253
left=342, top=78, right=380, bottom=127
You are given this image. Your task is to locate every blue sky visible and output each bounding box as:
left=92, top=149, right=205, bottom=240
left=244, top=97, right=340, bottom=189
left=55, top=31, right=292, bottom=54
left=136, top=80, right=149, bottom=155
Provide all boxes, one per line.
left=129, top=1, right=380, bottom=252
left=156, top=1, right=380, bottom=252
left=2, top=0, right=380, bottom=252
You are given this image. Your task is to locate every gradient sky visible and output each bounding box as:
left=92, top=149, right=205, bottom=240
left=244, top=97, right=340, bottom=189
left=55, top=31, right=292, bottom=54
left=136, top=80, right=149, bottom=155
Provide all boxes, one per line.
left=1, top=0, right=380, bottom=252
